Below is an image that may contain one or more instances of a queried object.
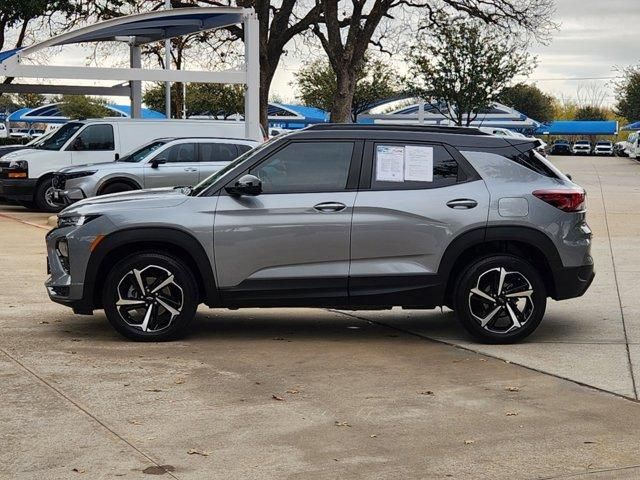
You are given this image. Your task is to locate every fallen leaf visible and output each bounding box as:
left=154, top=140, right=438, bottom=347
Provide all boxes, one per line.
left=72, top=468, right=85, bottom=473
left=335, top=421, right=351, bottom=427
left=272, top=394, right=285, bottom=401
left=464, top=440, right=475, bottom=445
left=145, top=388, right=163, bottom=392
left=505, top=386, right=520, bottom=392
left=255, top=381, right=261, bottom=385
left=129, top=419, right=141, bottom=425
left=370, top=434, right=377, bottom=438
left=39, top=321, right=49, bottom=324
left=506, top=411, right=518, bottom=416
left=286, top=389, right=299, bottom=394
left=175, top=378, right=185, bottom=385
left=187, top=449, right=210, bottom=456
left=583, top=441, right=598, bottom=444
left=479, top=358, right=487, bottom=362
left=420, top=390, right=434, bottom=396
left=123, top=383, right=130, bottom=387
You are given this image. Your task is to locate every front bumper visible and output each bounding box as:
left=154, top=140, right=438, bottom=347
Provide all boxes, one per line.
left=551, top=263, right=595, bottom=300
left=0, top=178, right=37, bottom=201
left=52, top=187, right=85, bottom=205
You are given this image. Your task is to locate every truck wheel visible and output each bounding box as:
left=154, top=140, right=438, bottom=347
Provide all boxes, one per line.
left=35, top=178, right=63, bottom=212
left=100, top=182, right=136, bottom=195
left=454, top=255, right=546, bottom=344
left=102, top=252, right=199, bottom=341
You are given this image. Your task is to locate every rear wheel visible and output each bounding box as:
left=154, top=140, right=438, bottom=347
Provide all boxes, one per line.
left=454, top=255, right=546, bottom=344
left=34, top=177, right=63, bottom=212
left=102, top=252, right=199, bottom=341
left=99, top=181, right=137, bottom=195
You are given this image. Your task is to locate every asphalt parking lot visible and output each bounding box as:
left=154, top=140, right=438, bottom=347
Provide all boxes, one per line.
left=2, top=155, right=640, bottom=479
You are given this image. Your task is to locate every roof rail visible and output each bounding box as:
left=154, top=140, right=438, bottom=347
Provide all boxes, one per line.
left=305, top=123, right=488, bottom=136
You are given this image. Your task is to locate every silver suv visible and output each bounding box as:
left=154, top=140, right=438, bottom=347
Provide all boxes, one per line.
left=52, top=137, right=258, bottom=204
left=45, top=125, right=594, bottom=343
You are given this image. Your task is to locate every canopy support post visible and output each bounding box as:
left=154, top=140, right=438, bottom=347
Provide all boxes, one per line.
left=244, top=11, right=260, bottom=141
left=130, top=44, right=142, bottom=119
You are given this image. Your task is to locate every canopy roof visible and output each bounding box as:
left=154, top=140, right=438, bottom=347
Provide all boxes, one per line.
left=535, top=121, right=618, bottom=136
left=622, top=121, right=640, bottom=131
left=7, top=103, right=164, bottom=123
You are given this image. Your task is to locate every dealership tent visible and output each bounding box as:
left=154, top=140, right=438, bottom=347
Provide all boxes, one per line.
left=534, top=120, right=618, bottom=136
left=7, top=103, right=164, bottom=124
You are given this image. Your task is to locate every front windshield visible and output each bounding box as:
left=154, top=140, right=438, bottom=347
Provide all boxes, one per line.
left=189, top=139, right=275, bottom=196
left=36, top=122, right=83, bottom=151
left=26, top=130, right=55, bottom=146
left=118, top=140, right=167, bottom=163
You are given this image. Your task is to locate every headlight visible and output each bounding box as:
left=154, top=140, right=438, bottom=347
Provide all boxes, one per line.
left=57, top=214, right=100, bottom=228
left=8, top=160, right=28, bottom=170
left=63, top=170, right=97, bottom=180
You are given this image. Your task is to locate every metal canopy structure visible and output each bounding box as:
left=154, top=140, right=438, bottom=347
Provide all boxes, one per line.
left=0, top=7, right=260, bottom=141
left=535, top=121, right=619, bottom=136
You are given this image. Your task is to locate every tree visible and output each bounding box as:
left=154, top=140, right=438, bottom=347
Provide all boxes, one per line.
left=574, top=105, right=607, bottom=121
left=615, top=65, right=640, bottom=123
left=57, top=95, right=111, bottom=119
left=499, top=83, right=555, bottom=123
left=407, top=17, right=533, bottom=126
left=15, top=93, right=46, bottom=109
left=295, top=58, right=397, bottom=122
left=143, top=82, right=244, bottom=118
left=313, top=0, right=554, bottom=123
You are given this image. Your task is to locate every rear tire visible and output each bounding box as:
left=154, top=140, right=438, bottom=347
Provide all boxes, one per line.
left=99, top=181, right=137, bottom=195
left=453, top=255, right=546, bottom=344
left=34, top=177, right=63, bottom=212
left=102, top=252, right=199, bottom=341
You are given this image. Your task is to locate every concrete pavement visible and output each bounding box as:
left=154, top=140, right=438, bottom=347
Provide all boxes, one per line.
left=3, top=156, right=640, bottom=479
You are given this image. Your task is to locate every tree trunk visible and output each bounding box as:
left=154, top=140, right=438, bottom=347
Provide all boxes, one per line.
left=330, top=68, right=356, bottom=123
left=259, top=61, right=277, bottom=131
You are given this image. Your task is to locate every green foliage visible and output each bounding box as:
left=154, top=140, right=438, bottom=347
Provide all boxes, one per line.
left=15, top=93, right=45, bottom=109
left=498, top=83, right=556, bottom=123
left=574, top=105, right=608, bottom=121
left=614, top=66, right=640, bottom=123
left=0, top=94, right=17, bottom=112
left=57, top=95, right=111, bottom=119
left=407, top=16, right=534, bottom=126
left=143, top=83, right=244, bottom=119
left=294, top=58, right=398, bottom=122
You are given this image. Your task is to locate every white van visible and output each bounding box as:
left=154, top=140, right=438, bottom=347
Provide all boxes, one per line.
left=625, top=131, right=640, bottom=159
left=0, top=118, right=262, bottom=211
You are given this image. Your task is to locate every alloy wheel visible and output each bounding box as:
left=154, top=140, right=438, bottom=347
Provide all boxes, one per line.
left=468, top=267, right=534, bottom=334
left=115, top=265, right=184, bottom=333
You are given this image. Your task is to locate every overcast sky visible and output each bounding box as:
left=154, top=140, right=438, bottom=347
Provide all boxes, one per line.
left=44, top=0, right=639, bottom=107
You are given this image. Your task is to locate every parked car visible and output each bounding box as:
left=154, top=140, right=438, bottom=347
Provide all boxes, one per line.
left=549, top=139, right=572, bottom=155
left=572, top=140, right=592, bottom=155
left=594, top=140, right=613, bottom=156
left=614, top=141, right=629, bottom=157
left=626, top=131, right=640, bottom=159
left=52, top=137, right=258, bottom=205
left=0, top=118, right=263, bottom=212
left=0, top=129, right=56, bottom=159
left=46, top=124, right=594, bottom=344
left=0, top=123, right=8, bottom=139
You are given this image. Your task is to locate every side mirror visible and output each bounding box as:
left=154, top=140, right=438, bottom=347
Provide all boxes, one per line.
left=225, top=174, right=262, bottom=196
left=150, top=158, right=167, bottom=168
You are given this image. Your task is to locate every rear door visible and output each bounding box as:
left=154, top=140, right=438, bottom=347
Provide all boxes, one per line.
left=349, top=140, right=490, bottom=306
left=143, top=142, right=200, bottom=188
left=213, top=140, right=362, bottom=305
left=68, top=124, right=118, bottom=164
left=198, top=142, right=241, bottom=181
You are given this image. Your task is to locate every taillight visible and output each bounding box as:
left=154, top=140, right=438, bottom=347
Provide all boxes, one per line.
left=533, top=188, right=585, bottom=212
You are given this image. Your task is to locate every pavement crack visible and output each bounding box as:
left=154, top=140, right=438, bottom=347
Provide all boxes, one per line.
left=536, top=463, right=640, bottom=479
left=0, top=347, right=182, bottom=480
left=591, top=160, right=638, bottom=400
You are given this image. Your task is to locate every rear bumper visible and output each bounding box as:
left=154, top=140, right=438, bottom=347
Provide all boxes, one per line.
left=551, top=263, right=595, bottom=300
left=0, top=178, right=37, bottom=201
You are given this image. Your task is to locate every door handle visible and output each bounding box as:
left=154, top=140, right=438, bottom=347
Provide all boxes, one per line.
left=313, top=202, right=347, bottom=213
left=183, top=167, right=198, bottom=172
left=446, top=199, right=478, bottom=209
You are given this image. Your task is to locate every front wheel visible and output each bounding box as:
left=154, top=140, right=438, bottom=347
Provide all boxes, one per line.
left=34, top=177, right=63, bottom=212
left=102, top=252, right=199, bottom=341
left=454, top=255, right=546, bottom=344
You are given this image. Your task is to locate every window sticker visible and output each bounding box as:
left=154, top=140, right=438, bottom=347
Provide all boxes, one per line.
left=404, top=146, right=433, bottom=182
left=376, top=145, right=405, bottom=182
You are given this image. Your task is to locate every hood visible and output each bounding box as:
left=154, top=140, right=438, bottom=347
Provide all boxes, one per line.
left=58, top=161, right=139, bottom=174
left=3, top=148, right=55, bottom=162
left=61, top=187, right=190, bottom=216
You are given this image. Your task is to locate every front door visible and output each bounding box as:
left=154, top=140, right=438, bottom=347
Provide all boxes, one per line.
left=214, top=140, right=361, bottom=306
left=68, top=124, right=118, bottom=165
left=349, top=141, right=490, bottom=306
left=143, top=142, right=200, bottom=188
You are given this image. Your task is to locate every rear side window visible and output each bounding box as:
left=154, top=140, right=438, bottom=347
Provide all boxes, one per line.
left=371, top=143, right=458, bottom=190
left=200, top=143, right=238, bottom=163
left=159, top=143, right=196, bottom=163
left=508, top=149, right=558, bottom=178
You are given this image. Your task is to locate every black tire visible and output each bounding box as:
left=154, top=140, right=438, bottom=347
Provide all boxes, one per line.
left=99, top=181, right=137, bottom=195
left=34, top=177, right=63, bottom=212
left=18, top=200, right=36, bottom=210
left=453, top=255, right=546, bottom=344
left=102, top=252, right=199, bottom=341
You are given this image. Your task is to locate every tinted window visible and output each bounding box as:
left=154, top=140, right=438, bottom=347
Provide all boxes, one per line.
left=371, top=143, right=458, bottom=190
left=73, top=124, right=114, bottom=151
left=158, top=143, right=196, bottom=163
left=200, top=143, right=238, bottom=163
left=237, top=144, right=253, bottom=155
left=508, top=149, right=557, bottom=177
left=39, top=122, right=83, bottom=151
left=251, top=141, right=353, bottom=193
left=120, top=140, right=167, bottom=162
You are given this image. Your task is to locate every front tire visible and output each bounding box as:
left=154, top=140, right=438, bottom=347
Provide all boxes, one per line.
left=99, top=181, right=137, bottom=195
left=34, top=177, right=63, bottom=212
left=102, top=252, right=199, bottom=341
left=454, top=255, right=546, bottom=344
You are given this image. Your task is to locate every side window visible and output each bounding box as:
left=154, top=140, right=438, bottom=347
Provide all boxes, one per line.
left=237, top=144, right=253, bottom=155
left=73, top=124, right=114, bottom=151
left=200, top=143, right=238, bottom=163
left=158, top=143, right=196, bottom=163
left=250, top=141, right=354, bottom=194
left=371, top=143, right=458, bottom=190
